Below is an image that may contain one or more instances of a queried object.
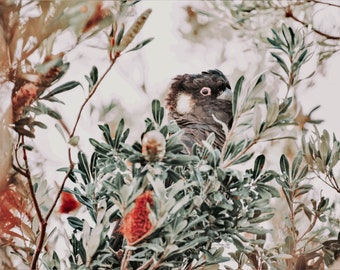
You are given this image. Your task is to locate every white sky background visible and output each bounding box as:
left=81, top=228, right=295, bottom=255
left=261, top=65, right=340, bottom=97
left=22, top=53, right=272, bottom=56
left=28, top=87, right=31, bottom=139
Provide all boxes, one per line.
left=29, top=1, right=340, bottom=268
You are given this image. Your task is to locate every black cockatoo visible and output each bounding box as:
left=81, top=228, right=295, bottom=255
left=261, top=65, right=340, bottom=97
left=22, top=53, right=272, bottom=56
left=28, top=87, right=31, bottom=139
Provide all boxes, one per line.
left=166, top=69, right=233, bottom=152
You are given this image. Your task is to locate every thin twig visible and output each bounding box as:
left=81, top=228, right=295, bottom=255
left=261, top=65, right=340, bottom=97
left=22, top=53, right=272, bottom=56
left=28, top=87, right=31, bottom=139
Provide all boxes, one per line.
left=297, top=211, right=319, bottom=242
left=149, top=254, right=165, bottom=270
left=313, top=170, right=340, bottom=193
left=70, top=55, right=118, bottom=138
left=14, top=136, right=25, bottom=171
left=21, top=136, right=44, bottom=225
left=308, top=0, right=340, bottom=8
left=137, top=258, right=153, bottom=270
left=285, top=7, right=340, bottom=40
left=20, top=135, right=45, bottom=269
left=121, top=249, right=132, bottom=270
left=45, top=149, right=74, bottom=221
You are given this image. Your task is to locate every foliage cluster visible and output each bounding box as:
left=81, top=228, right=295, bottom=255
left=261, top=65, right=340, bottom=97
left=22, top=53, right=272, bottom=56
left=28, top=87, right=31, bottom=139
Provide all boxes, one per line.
left=0, top=1, right=339, bottom=270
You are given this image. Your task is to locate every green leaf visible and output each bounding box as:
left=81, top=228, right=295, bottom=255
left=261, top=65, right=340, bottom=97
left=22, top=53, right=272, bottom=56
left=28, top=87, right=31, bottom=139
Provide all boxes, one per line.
left=291, top=152, right=303, bottom=179
left=258, top=171, right=276, bottom=183
left=282, top=24, right=292, bottom=49
left=297, top=49, right=308, bottom=64
left=283, top=235, right=294, bottom=254
left=249, top=213, right=275, bottom=224
left=233, top=152, right=254, bottom=165
left=23, top=144, right=33, bottom=151
left=271, top=71, right=288, bottom=85
left=67, top=216, right=84, bottom=231
left=233, top=76, right=245, bottom=116
left=57, top=167, right=78, bottom=182
left=13, top=126, right=35, bottom=138
left=297, top=165, right=308, bottom=179
left=257, top=183, right=280, bottom=198
left=90, top=66, right=98, bottom=85
left=270, top=52, right=289, bottom=75
left=113, top=119, right=125, bottom=149
left=280, top=154, right=289, bottom=177
left=115, top=25, right=125, bottom=47
left=47, top=109, right=61, bottom=120
left=126, top=37, right=154, bottom=53
left=254, top=73, right=265, bottom=88
left=89, top=138, right=112, bottom=154
left=253, top=155, right=265, bottom=179
left=279, top=97, right=292, bottom=114
left=41, top=81, right=80, bottom=99
left=151, top=99, right=164, bottom=126
left=32, top=121, right=47, bottom=129
left=78, top=151, right=91, bottom=184
left=167, top=236, right=209, bottom=257
left=303, top=204, right=313, bottom=221
left=99, top=124, right=113, bottom=146
left=43, top=96, right=65, bottom=104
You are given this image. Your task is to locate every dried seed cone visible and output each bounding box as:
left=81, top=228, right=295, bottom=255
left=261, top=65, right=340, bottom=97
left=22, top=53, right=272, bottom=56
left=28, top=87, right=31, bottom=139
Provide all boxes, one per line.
left=12, top=83, right=38, bottom=121
left=142, top=130, right=166, bottom=162
left=115, top=8, right=152, bottom=53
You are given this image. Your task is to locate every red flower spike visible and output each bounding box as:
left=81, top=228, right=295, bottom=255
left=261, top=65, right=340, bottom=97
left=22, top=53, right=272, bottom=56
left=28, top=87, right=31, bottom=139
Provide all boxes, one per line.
left=119, top=191, right=154, bottom=244
left=59, top=191, right=80, bottom=214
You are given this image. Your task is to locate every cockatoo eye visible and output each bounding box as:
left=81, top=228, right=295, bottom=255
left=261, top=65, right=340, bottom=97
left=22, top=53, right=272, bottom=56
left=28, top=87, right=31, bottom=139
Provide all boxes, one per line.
left=200, top=87, right=211, bottom=96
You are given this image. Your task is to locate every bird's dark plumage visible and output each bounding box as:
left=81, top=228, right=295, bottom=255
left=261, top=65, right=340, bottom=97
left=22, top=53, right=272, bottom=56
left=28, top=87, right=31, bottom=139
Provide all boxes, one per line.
left=166, top=69, right=233, bottom=152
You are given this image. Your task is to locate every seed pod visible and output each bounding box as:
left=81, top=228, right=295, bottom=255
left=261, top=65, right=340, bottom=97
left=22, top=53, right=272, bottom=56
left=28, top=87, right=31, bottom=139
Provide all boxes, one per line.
left=115, top=8, right=152, bottom=53
left=142, top=130, right=166, bottom=162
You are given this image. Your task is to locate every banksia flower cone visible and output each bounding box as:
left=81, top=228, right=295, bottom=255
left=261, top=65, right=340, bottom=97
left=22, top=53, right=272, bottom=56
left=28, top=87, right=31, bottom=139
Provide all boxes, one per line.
left=119, top=191, right=154, bottom=244
left=12, top=83, right=37, bottom=121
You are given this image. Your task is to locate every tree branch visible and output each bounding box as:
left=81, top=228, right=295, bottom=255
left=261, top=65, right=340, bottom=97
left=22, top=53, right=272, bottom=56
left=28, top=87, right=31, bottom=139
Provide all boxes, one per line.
left=285, top=7, right=340, bottom=40
left=308, top=0, right=340, bottom=8
left=20, top=135, right=45, bottom=270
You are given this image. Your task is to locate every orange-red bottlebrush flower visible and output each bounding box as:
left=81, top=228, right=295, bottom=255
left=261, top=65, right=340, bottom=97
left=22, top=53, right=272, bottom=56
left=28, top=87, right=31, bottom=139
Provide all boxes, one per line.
left=59, top=191, right=81, bottom=214
left=119, top=191, right=154, bottom=245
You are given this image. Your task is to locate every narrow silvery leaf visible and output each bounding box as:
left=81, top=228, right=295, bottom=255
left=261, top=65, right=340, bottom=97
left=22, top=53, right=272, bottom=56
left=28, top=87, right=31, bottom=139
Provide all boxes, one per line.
left=252, top=103, right=262, bottom=135
left=233, top=76, right=245, bottom=116
left=41, top=81, right=80, bottom=99
left=266, top=101, right=279, bottom=127
left=270, top=52, right=289, bottom=75
left=116, top=9, right=152, bottom=52
left=253, top=155, right=265, bottom=179
left=291, top=152, right=303, bottom=180
left=280, top=154, right=289, bottom=177
left=90, top=66, right=98, bottom=85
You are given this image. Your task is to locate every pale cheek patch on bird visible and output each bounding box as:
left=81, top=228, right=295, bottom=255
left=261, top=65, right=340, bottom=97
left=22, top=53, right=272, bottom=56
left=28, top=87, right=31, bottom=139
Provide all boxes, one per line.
left=176, top=93, right=194, bottom=115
